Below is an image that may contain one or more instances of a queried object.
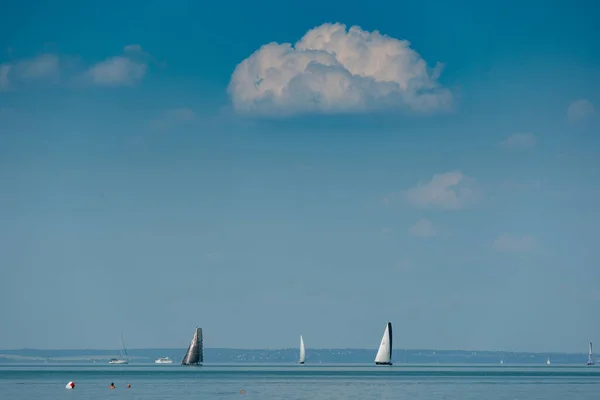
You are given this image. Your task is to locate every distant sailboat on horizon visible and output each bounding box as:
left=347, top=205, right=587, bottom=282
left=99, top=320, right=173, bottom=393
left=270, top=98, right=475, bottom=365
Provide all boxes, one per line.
left=374, top=322, right=393, bottom=366
left=108, top=333, right=128, bottom=364
left=587, top=342, right=595, bottom=366
left=546, top=357, right=551, bottom=365
left=298, top=335, right=306, bottom=364
left=181, top=327, right=203, bottom=366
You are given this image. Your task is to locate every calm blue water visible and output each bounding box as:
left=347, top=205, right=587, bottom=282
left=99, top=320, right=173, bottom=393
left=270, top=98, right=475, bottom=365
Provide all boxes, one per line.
left=1, top=364, right=599, bottom=399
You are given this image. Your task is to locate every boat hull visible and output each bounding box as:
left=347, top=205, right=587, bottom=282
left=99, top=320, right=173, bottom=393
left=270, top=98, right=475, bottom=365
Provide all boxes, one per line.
left=375, top=362, right=393, bottom=365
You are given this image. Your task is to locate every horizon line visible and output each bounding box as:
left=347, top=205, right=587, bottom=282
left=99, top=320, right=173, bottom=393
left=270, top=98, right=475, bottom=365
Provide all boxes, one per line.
left=1, top=347, right=589, bottom=355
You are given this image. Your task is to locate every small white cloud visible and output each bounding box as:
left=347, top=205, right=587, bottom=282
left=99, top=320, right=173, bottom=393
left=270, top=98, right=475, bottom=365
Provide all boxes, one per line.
left=493, top=235, right=535, bottom=253
left=124, top=44, right=143, bottom=54
left=150, top=107, right=196, bottom=130
left=0, top=64, right=10, bottom=90
left=567, top=99, right=595, bottom=123
left=405, top=171, right=479, bottom=210
left=1, top=47, right=151, bottom=90
left=16, top=54, right=60, bottom=81
left=409, top=218, right=437, bottom=237
left=86, top=56, right=146, bottom=86
left=500, top=132, right=536, bottom=150
left=1, top=54, right=60, bottom=89
left=228, top=22, right=452, bottom=116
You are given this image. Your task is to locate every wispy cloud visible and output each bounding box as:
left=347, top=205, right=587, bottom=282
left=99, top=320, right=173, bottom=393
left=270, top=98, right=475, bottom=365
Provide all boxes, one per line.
left=404, top=171, right=480, bottom=210
left=16, top=54, right=60, bottom=81
left=228, top=22, right=452, bottom=116
left=409, top=218, right=437, bottom=237
left=150, top=107, right=196, bottom=130
left=567, top=99, right=595, bottom=123
left=0, top=45, right=151, bottom=90
left=85, top=45, right=149, bottom=87
left=500, top=132, right=536, bottom=150
left=0, top=64, right=10, bottom=90
left=0, top=54, right=60, bottom=90
left=493, top=235, right=535, bottom=253
left=0, top=107, right=16, bottom=118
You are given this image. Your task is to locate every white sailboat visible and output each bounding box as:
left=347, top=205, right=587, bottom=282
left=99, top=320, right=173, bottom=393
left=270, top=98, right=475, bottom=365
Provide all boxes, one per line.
left=108, top=333, right=129, bottom=364
left=587, top=342, right=595, bottom=366
left=546, top=357, right=551, bottom=365
left=374, top=322, right=393, bottom=365
left=298, top=335, right=306, bottom=364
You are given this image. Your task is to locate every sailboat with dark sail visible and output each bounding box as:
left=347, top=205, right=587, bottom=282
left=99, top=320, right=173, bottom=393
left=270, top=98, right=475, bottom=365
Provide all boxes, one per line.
left=587, top=342, right=595, bottom=366
left=181, top=327, right=203, bottom=366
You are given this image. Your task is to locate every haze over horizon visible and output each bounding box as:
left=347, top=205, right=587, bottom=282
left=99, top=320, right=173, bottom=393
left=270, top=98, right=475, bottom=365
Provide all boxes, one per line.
left=1, top=0, right=599, bottom=353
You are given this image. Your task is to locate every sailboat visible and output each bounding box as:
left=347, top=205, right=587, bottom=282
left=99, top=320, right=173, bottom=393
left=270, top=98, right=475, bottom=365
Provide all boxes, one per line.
left=298, top=335, right=306, bottom=364
left=374, top=322, right=393, bottom=365
left=587, top=342, right=595, bottom=366
left=181, top=326, right=203, bottom=366
left=546, top=357, right=551, bottom=365
left=108, top=333, right=128, bottom=364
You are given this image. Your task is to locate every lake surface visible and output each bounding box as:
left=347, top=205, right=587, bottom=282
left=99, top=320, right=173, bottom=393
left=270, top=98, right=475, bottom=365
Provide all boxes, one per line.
left=1, top=364, right=599, bottom=399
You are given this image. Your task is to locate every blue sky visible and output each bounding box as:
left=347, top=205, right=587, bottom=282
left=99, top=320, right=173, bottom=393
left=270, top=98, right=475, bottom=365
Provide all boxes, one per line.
left=1, top=0, right=599, bottom=353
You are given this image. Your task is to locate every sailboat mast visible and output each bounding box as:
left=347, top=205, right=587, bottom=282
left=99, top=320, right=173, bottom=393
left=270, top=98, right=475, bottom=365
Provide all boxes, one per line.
left=120, top=333, right=128, bottom=358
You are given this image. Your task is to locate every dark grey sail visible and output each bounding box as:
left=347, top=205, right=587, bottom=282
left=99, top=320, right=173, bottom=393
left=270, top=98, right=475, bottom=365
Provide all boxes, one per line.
left=181, top=327, right=203, bottom=366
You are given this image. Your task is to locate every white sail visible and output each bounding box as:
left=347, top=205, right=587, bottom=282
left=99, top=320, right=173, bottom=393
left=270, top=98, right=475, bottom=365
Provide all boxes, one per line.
left=587, top=342, right=595, bottom=365
left=299, top=335, right=306, bottom=364
left=374, top=322, right=393, bottom=365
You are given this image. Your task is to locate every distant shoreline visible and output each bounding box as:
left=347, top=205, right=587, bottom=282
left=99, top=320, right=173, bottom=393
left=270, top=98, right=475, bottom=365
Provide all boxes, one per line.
left=0, top=348, right=588, bottom=354
left=0, top=348, right=592, bottom=365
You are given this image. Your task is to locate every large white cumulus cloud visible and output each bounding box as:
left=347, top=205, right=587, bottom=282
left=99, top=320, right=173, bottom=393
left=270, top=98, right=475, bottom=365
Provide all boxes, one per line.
left=228, top=23, right=453, bottom=115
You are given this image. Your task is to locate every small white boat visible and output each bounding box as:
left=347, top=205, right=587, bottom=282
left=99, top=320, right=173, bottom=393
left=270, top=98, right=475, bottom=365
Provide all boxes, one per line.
left=108, top=358, right=128, bottom=364
left=546, top=357, right=551, bottom=365
left=374, top=322, right=393, bottom=365
left=155, top=357, right=173, bottom=364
